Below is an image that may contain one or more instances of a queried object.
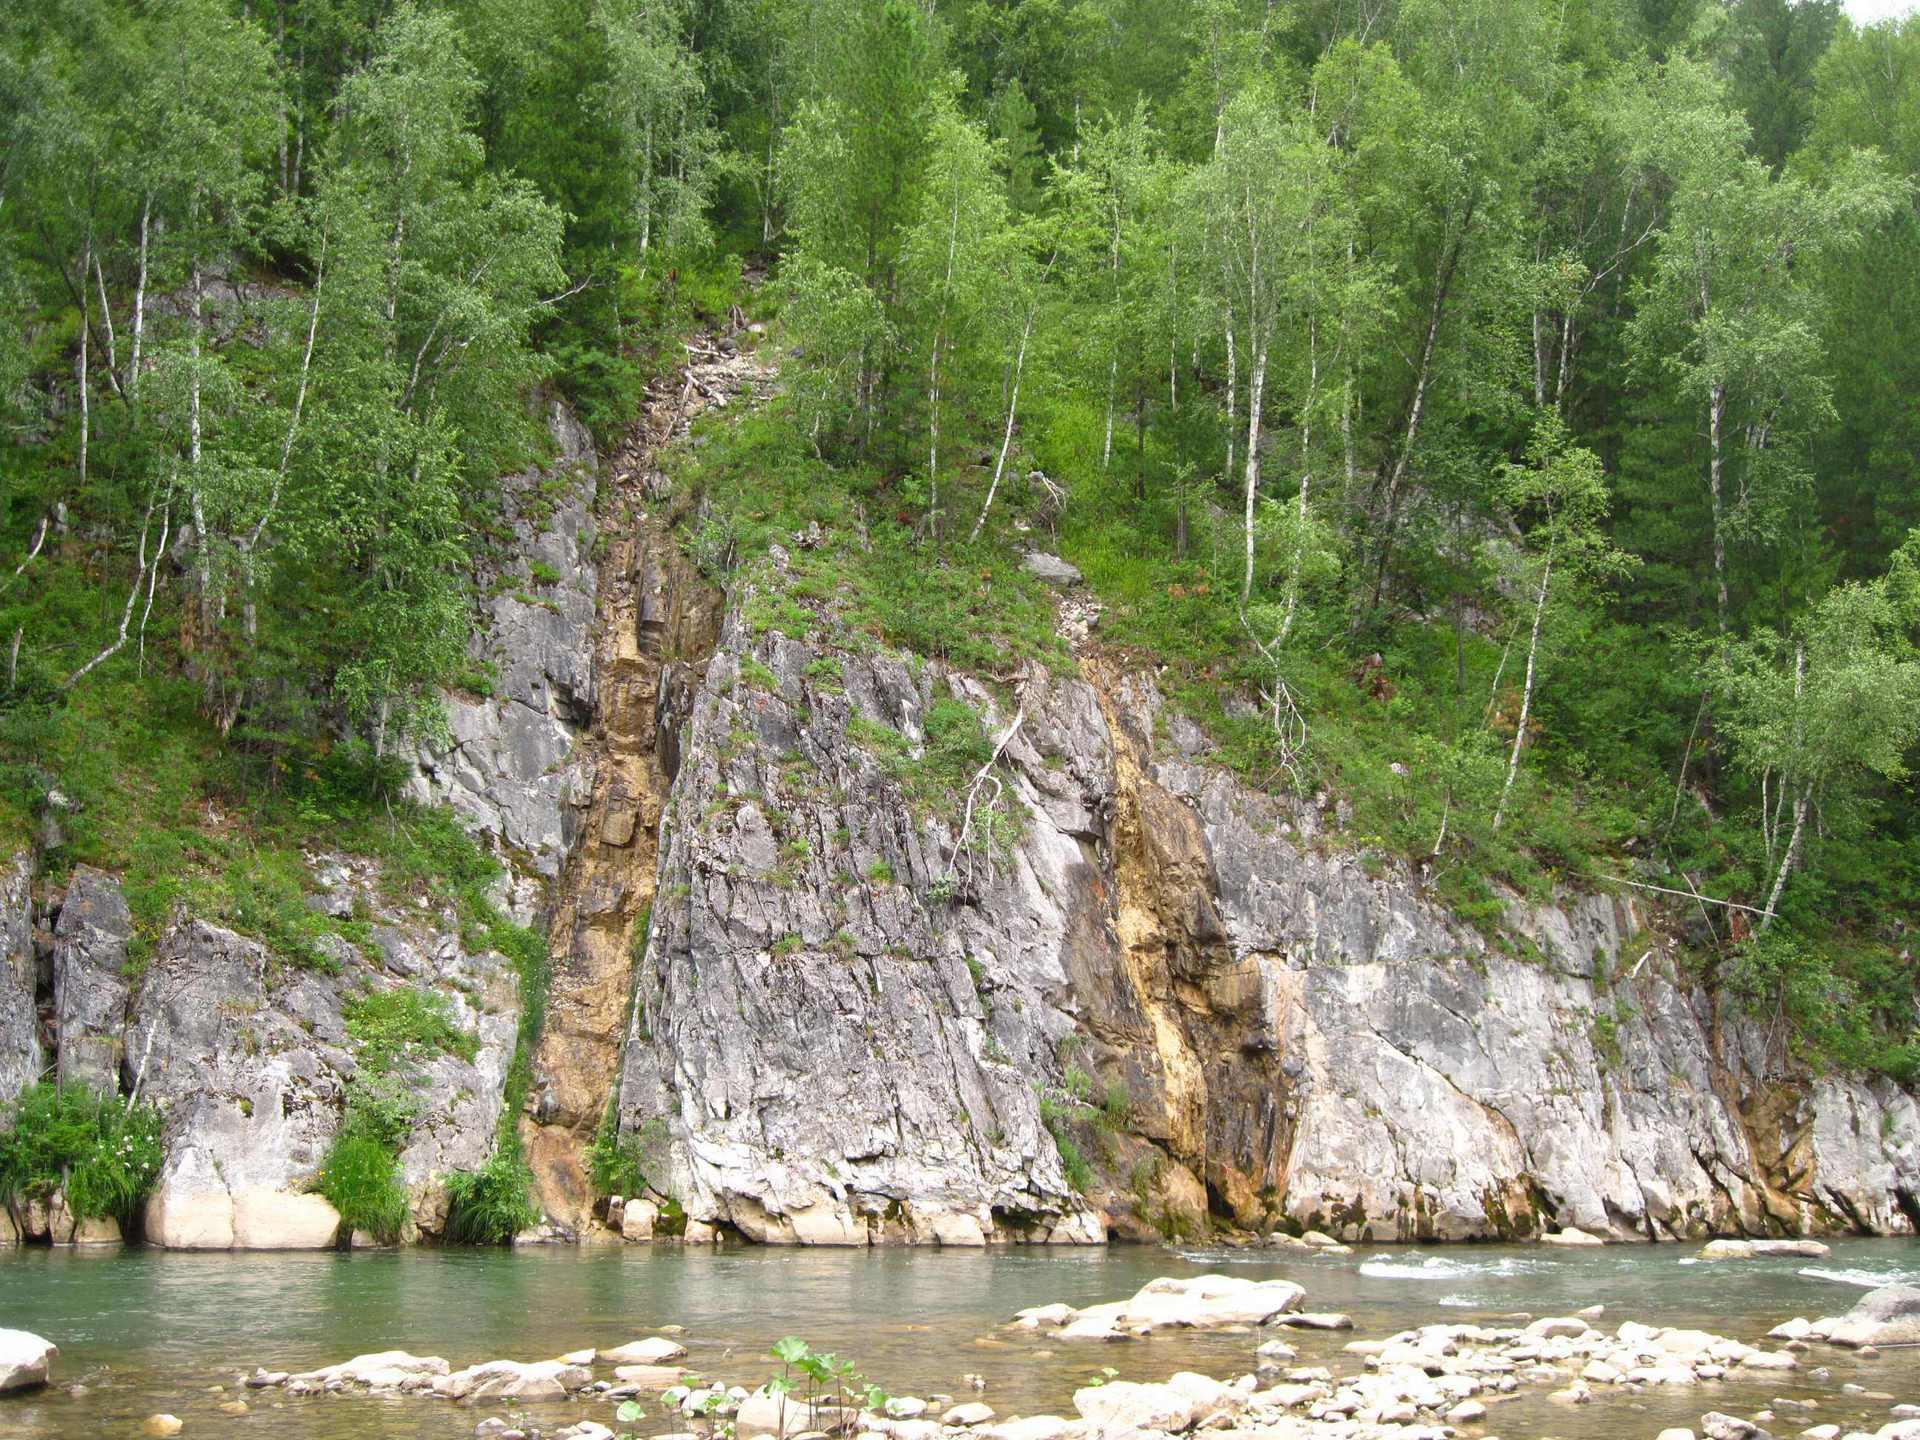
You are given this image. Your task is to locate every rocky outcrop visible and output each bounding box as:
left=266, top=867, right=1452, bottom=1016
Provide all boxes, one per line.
left=520, top=363, right=732, bottom=1233
left=52, top=864, right=131, bottom=1090
left=410, top=398, right=603, bottom=906
left=0, top=850, right=37, bottom=1102
left=601, top=572, right=1919, bottom=1243
left=615, top=598, right=1108, bottom=1244
left=132, top=887, right=517, bottom=1248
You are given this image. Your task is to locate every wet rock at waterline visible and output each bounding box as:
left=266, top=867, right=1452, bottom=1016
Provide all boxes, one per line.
left=1017, top=1275, right=1306, bottom=1338
left=602, top=1338, right=688, bottom=1365
left=0, top=1329, right=56, bottom=1394
left=1789, top=1284, right=1920, bottom=1349
left=1699, top=1238, right=1833, bottom=1260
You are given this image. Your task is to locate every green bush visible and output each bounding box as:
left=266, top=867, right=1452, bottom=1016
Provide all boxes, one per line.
left=0, top=1083, right=164, bottom=1225
left=443, top=1149, right=540, bottom=1245
left=315, top=1133, right=408, bottom=1243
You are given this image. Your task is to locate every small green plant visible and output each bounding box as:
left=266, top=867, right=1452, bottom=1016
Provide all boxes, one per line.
left=528, top=559, right=564, bottom=586
left=866, top=858, right=894, bottom=885
left=1098, top=1080, right=1132, bottom=1130
left=768, top=1337, right=889, bottom=1437
left=740, top=656, right=782, bottom=691
left=0, top=1083, right=164, bottom=1226
left=587, top=1108, right=667, bottom=1199
left=345, top=985, right=477, bottom=1069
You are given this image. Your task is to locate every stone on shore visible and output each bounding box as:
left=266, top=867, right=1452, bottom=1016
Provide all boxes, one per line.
left=611, top=1364, right=688, bottom=1388
left=1700, top=1412, right=1775, bottom=1440
left=434, top=1359, right=594, bottom=1401
left=603, top=1338, right=688, bottom=1364
left=1073, top=1381, right=1198, bottom=1435
left=0, top=1330, right=56, bottom=1393
left=942, top=1403, right=995, bottom=1426
left=734, top=1385, right=816, bottom=1438
left=291, top=1351, right=452, bottom=1389
left=621, top=1200, right=659, bottom=1241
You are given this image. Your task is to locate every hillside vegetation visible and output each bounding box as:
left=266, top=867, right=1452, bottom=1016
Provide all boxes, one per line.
left=2, top=0, right=1917, bottom=1083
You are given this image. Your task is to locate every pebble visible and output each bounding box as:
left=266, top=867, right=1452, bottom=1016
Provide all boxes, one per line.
left=143, top=1417, right=184, bottom=1438
left=218, top=1401, right=248, bottom=1417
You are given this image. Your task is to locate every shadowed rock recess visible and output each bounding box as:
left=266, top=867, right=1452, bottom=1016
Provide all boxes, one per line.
left=4, top=344, right=1914, bottom=1253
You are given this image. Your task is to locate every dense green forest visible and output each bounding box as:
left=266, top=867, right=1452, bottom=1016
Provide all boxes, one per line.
left=1, top=0, right=1917, bottom=1081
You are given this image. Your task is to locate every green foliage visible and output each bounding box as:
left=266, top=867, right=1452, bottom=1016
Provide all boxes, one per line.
left=1038, top=1093, right=1095, bottom=1193
left=345, top=986, right=479, bottom=1070
left=587, top=1109, right=667, bottom=1199
left=315, top=1134, right=408, bottom=1243
left=443, top=1148, right=541, bottom=1245
left=0, top=1084, right=164, bottom=1226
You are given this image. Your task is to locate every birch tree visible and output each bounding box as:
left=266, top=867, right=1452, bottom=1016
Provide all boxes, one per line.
left=1626, top=58, right=1899, bottom=635
left=1711, top=544, right=1920, bottom=928
left=1488, top=415, right=1634, bottom=831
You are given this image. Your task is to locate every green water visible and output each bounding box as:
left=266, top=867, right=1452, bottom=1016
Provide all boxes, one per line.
left=2, top=1239, right=1916, bottom=1439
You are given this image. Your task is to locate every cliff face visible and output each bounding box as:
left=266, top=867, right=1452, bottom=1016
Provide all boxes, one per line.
left=6, top=346, right=1915, bottom=1253
left=606, top=595, right=1919, bottom=1244
left=3, top=857, right=518, bottom=1249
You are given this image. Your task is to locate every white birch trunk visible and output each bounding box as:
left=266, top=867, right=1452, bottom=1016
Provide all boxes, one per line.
left=1492, top=545, right=1552, bottom=832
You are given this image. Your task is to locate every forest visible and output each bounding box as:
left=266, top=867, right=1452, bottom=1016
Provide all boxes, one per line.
left=1, top=0, right=1917, bottom=1084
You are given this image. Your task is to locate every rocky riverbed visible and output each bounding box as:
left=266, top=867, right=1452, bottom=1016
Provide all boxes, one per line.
left=12, top=1270, right=1907, bottom=1440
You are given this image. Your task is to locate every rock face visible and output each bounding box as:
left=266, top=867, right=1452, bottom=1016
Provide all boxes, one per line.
left=0, top=855, right=524, bottom=1250
left=53, top=865, right=132, bottom=1091
left=410, top=398, right=603, bottom=899
left=603, top=584, right=1920, bottom=1242
left=0, top=850, right=37, bottom=1103
left=520, top=372, right=729, bottom=1234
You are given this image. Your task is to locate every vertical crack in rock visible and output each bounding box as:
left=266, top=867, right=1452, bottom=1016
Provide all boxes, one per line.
left=523, top=338, right=742, bottom=1233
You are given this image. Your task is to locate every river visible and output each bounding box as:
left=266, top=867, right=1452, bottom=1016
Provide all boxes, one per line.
left=2, top=1238, right=1916, bottom=1439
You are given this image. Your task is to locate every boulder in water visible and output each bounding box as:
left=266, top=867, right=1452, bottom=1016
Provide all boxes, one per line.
left=1807, top=1284, right=1920, bottom=1348
left=1699, top=1239, right=1830, bottom=1260
left=603, top=1337, right=687, bottom=1364
left=0, top=1330, right=56, bottom=1394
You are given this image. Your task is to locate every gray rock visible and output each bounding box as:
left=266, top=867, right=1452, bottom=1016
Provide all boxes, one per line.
left=117, top=874, right=515, bottom=1247
left=1818, top=1285, right=1920, bottom=1348
left=410, top=398, right=600, bottom=889
left=53, top=865, right=131, bottom=1090
left=1021, top=552, right=1083, bottom=588
left=612, top=602, right=1919, bottom=1241
left=0, top=851, right=38, bottom=1102
left=0, top=1328, right=55, bottom=1392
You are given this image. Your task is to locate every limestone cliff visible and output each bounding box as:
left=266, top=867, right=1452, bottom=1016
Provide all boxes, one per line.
left=600, top=587, right=1918, bottom=1244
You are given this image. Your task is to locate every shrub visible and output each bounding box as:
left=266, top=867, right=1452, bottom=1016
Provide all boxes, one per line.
left=443, top=1149, right=540, bottom=1245
left=0, top=1083, right=164, bottom=1225
left=315, top=1133, right=409, bottom=1242
left=586, top=1110, right=666, bottom=1199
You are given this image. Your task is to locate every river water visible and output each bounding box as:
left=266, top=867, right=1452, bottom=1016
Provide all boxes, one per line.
left=2, top=1239, right=1916, bottom=1440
